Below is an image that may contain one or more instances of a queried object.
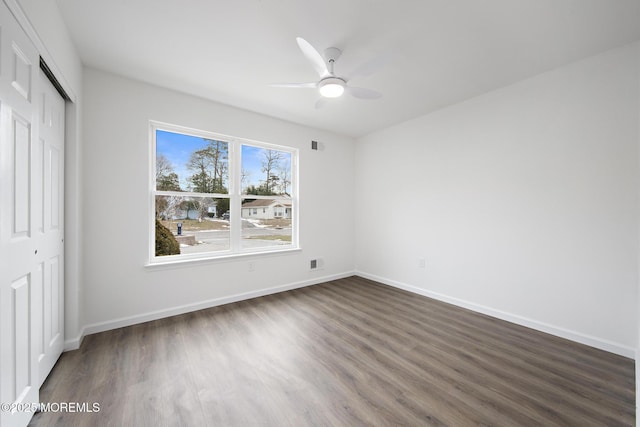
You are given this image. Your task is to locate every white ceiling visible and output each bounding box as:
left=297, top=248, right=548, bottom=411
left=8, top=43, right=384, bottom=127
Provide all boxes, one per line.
left=55, top=0, right=640, bottom=138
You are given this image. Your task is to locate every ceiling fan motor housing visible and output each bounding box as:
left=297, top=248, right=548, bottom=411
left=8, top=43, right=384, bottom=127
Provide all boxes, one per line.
left=318, top=77, right=346, bottom=98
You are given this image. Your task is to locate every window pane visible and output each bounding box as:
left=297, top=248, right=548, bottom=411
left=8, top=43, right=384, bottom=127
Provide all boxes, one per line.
left=156, top=130, right=229, bottom=193
left=241, top=198, right=292, bottom=250
left=155, top=195, right=230, bottom=255
left=151, top=123, right=298, bottom=262
left=241, top=145, right=292, bottom=196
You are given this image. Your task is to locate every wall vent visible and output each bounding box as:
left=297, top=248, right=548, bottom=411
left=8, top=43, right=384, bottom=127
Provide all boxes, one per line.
left=309, top=258, right=324, bottom=271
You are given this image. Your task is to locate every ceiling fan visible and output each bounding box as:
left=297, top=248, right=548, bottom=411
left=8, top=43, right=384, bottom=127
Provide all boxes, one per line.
left=271, top=37, right=382, bottom=105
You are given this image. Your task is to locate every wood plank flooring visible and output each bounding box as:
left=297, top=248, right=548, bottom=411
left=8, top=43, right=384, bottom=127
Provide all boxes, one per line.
left=30, top=276, right=635, bottom=426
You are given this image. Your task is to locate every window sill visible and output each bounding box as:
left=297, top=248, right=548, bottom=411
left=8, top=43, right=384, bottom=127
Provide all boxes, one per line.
left=145, top=247, right=302, bottom=270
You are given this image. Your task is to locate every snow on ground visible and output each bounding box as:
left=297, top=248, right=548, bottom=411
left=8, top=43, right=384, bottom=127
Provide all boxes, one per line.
left=245, top=219, right=267, bottom=228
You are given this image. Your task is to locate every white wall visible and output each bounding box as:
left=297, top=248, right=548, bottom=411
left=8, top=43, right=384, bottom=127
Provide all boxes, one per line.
left=15, top=0, right=81, bottom=96
left=81, top=68, right=355, bottom=332
left=636, top=41, right=640, bottom=424
left=355, top=42, right=640, bottom=356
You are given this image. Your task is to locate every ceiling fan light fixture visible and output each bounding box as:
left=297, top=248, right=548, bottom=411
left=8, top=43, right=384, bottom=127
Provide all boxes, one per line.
left=318, top=77, right=345, bottom=98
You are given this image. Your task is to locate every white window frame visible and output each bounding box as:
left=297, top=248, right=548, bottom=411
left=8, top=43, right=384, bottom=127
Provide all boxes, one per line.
left=148, top=121, right=299, bottom=265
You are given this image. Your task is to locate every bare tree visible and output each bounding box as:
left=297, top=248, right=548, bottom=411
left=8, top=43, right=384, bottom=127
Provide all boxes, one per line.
left=278, top=163, right=291, bottom=195
left=156, top=154, right=173, bottom=180
left=261, top=150, right=283, bottom=194
left=156, top=154, right=181, bottom=192
left=207, top=140, right=228, bottom=193
left=241, top=169, right=251, bottom=192
left=155, top=194, right=182, bottom=220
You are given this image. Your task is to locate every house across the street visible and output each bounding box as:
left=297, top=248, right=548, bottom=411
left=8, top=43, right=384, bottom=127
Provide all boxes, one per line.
left=241, top=199, right=292, bottom=220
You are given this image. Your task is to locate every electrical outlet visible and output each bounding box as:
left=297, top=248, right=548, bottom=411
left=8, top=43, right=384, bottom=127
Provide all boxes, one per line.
left=248, top=261, right=255, bottom=272
left=418, top=257, right=426, bottom=268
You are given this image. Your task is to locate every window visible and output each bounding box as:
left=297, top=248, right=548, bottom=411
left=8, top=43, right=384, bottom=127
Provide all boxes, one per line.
left=151, top=122, right=297, bottom=263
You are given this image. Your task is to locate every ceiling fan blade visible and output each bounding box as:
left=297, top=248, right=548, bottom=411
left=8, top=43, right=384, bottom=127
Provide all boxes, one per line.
left=296, top=37, right=329, bottom=78
left=269, top=82, right=317, bottom=89
left=346, top=86, right=382, bottom=100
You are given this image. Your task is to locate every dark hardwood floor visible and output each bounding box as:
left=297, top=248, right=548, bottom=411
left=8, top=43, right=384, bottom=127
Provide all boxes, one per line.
left=30, top=276, right=634, bottom=426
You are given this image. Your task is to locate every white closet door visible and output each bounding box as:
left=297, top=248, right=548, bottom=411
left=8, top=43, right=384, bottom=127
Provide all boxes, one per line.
left=0, top=2, right=65, bottom=426
left=36, top=67, right=65, bottom=387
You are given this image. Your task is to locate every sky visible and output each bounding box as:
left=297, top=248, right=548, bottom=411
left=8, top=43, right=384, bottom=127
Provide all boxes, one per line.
left=156, top=129, right=291, bottom=192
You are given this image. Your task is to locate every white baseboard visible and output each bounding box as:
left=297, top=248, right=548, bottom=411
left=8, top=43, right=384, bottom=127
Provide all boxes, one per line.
left=637, top=354, right=639, bottom=427
left=67, top=270, right=634, bottom=360
left=74, top=271, right=355, bottom=345
left=355, top=271, right=636, bottom=359
left=64, top=334, right=84, bottom=351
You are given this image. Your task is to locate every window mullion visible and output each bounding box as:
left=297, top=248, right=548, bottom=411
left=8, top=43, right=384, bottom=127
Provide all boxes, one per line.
left=230, top=141, right=242, bottom=251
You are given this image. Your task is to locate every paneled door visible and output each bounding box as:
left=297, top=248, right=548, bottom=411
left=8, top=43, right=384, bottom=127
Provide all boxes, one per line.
left=0, top=2, right=65, bottom=426
left=35, top=67, right=65, bottom=388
